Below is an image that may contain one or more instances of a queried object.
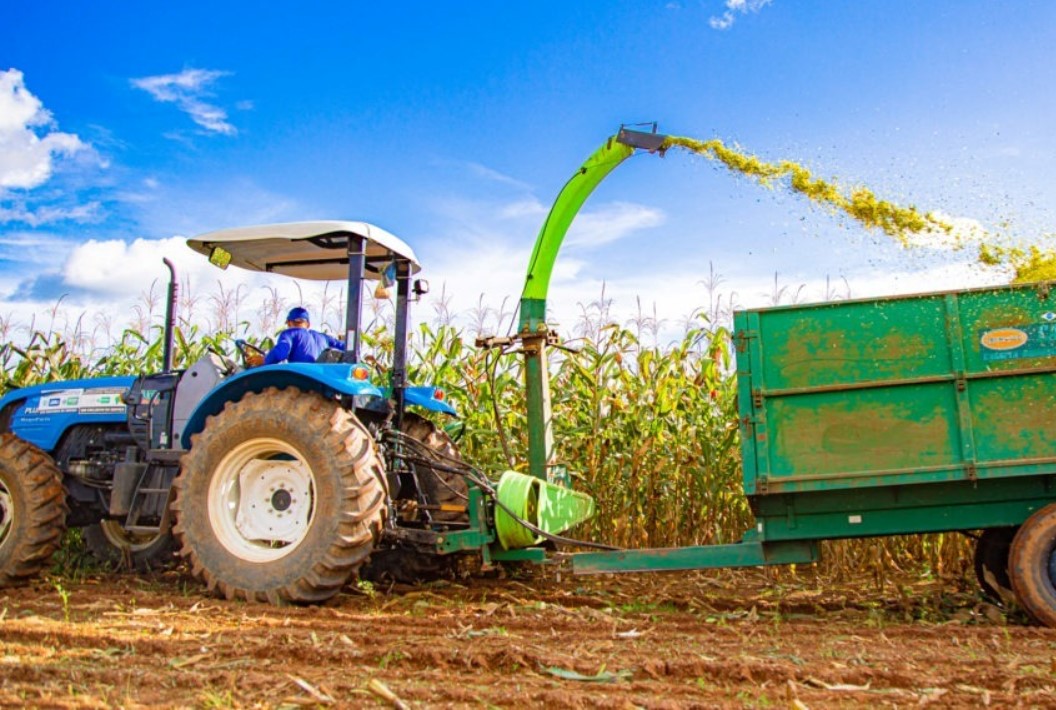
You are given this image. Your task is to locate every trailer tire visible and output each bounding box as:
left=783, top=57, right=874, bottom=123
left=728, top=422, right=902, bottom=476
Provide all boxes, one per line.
left=0, top=434, right=68, bottom=586
left=974, top=527, right=1016, bottom=605
left=1009, top=503, right=1056, bottom=627
left=173, top=387, right=387, bottom=604
left=83, top=521, right=176, bottom=572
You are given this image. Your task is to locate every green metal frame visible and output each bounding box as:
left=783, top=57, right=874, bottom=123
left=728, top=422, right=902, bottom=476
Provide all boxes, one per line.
left=432, top=481, right=549, bottom=565
left=573, top=539, right=819, bottom=575
left=519, top=129, right=668, bottom=481
left=464, top=130, right=1056, bottom=579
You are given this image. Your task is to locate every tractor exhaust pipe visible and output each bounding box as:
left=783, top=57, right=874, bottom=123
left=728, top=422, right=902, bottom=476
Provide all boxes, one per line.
left=162, top=258, right=178, bottom=372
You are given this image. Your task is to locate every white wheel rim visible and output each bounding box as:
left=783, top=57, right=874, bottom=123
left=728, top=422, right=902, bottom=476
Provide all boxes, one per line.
left=208, top=437, right=316, bottom=563
left=99, top=519, right=160, bottom=553
left=0, top=480, right=12, bottom=545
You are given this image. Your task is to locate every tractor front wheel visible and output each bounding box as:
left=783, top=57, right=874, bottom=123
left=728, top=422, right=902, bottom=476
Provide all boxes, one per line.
left=83, top=521, right=176, bottom=572
left=1009, top=504, right=1056, bottom=627
left=173, top=387, right=387, bottom=604
left=0, top=434, right=68, bottom=586
left=401, top=413, right=468, bottom=524
left=361, top=414, right=469, bottom=585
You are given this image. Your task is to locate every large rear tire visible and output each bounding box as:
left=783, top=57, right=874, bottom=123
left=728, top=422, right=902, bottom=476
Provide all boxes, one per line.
left=0, top=434, right=68, bottom=586
left=1009, top=503, right=1056, bottom=627
left=173, top=387, right=387, bottom=604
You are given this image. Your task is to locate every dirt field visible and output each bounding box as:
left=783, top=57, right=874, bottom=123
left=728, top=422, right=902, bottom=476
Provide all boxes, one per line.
left=1, top=564, right=1054, bottom=709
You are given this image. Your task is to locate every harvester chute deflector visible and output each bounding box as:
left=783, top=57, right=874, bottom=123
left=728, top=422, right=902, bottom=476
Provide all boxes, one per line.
left=518, top=128, right=668, bottom=481
left=494, top=470, right=596, bottom=549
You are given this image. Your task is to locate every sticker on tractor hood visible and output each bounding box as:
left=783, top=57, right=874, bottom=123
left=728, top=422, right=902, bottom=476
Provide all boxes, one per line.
left=29, top=387, right=127, bottom=414
left=979, top=324, right=1056, bottom=362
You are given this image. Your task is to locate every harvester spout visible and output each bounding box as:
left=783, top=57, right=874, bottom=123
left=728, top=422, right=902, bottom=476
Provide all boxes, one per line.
left=518, top=126, right=668, bottom=482
left=615, top=126, right=668, bottom=153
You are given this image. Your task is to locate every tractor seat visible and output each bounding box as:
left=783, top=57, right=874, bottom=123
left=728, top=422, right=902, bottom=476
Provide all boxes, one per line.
left=316, top=348, right=357, bottom=364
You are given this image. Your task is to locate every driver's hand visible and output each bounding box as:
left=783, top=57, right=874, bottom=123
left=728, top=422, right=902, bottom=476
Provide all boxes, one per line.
left=246, top=352, right=264, bottom=368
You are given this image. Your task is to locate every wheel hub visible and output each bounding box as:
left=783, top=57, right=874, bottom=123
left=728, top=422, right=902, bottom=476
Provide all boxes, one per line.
left=234, top=460, right=312, bottom=546
left=271, top=488, right=292, bottom=511
left=0, top=481, right=12, bottom=543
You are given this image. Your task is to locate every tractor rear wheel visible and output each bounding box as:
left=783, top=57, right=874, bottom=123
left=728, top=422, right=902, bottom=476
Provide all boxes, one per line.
left=1009, top=503, right=1056, bottom=627
left=173, top=387, right=387, bottom=604
left=0, top=434, right=68, bottom=586
left=974, top=527, right=1016, bottom=605
left=83, top=521, right=176, bottom=572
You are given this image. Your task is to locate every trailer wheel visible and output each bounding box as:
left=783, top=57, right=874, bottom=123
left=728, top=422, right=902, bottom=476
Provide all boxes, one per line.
left=83, top=521, right=176, bottom=572
left=0, top=434, right=68, bottom=586
left=173, top=387, right=387, bottom=604
left=974, top=527, right=1016, bottom=605
left=401, top=413, right=468, bottom=524
left=1009, top=504, right=1056, bottom=627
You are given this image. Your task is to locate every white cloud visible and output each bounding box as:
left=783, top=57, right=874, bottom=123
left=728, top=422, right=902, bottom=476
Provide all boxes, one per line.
left=0, top=69, right=89, bottom=190
left=421, top=198, right=666, bottom=332
left=0, top=235, right=288, bottom=342
left=904, top=211, right=987, bottom=251
left=465, top=162, right=533, bottom=191
left=565, top=202, right=665, bottom=248
left=0, top=200, right=103, bottom=227
left=497, top=198, right=547, bottom=220
left=710, top=0, right=773, bottom=30
left=131, top=68, right=238, bottom=136
left=0, top=231, right=83, bottom=267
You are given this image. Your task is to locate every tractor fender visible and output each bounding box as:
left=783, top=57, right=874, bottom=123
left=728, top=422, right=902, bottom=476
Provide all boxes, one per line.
left=0, top=376, right=136, bottom=452
left=179, top=363, right=384, bottom=449
left=403, top=386, right=458, bottom=416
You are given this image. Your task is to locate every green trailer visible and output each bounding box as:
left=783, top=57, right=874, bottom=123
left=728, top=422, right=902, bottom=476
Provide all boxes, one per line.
left=487, top=127, right=1056, bottom=627
left=577, top=284, right=1056, bottom=621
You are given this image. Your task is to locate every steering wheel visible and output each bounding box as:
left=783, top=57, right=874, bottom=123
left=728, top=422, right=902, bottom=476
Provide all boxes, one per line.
left=234, top=339, right=267, bottom=368
left=208, top=346, right=239, bottom=376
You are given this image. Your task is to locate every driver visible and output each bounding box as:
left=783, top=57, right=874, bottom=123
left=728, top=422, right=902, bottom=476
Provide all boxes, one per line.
left=246, top=307, right=345, bottom=366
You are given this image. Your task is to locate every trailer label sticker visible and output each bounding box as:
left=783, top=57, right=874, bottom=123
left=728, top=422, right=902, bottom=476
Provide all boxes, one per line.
left=979, top=324, right=1056, bottom=361
left=31, top=387, right=127, bottom=414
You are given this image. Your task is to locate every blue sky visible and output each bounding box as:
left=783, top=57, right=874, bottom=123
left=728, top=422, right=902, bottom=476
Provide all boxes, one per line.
left=2, top=1, right=1054, bottom=343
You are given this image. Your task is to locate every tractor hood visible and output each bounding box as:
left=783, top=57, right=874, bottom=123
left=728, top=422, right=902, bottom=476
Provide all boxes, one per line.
left=187, top=220, right=420, bottom=281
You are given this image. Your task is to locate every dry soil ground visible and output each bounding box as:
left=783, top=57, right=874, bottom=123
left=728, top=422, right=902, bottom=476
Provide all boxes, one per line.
left=1, top=564, right=1054, bottom=709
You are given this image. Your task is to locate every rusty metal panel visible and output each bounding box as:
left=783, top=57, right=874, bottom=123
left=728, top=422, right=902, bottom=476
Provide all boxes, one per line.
left=754, top=295, right=951, bottom=391
left=766, top=383, right=960, bottom=481
left=737, top=281, right=1056, bottom=496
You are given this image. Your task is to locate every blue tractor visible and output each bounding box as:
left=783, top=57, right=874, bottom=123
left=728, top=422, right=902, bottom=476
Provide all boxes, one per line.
left=0, top=221, right=466, bottom=603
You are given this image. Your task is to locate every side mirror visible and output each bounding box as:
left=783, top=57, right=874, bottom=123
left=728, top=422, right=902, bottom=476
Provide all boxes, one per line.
left=413, top=279, right=429, bottom=297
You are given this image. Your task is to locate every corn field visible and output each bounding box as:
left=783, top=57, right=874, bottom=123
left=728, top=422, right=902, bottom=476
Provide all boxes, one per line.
left=0, top=286, right=972, bottom=584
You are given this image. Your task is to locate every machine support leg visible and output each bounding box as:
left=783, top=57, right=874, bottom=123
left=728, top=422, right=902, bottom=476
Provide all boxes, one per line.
left=524, top=332, right=554, bottom=482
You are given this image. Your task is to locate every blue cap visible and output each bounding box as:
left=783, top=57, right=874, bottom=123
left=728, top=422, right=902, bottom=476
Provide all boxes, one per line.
left=286, top=307, right=310, bottom=323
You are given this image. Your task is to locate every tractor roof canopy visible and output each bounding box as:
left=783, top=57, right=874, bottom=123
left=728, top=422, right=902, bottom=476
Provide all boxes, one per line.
left=187, top=220, right=420, bottom=281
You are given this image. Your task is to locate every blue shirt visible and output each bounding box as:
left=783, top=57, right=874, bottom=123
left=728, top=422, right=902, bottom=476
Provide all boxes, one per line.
left=264, top=327, right=345, bottom=364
